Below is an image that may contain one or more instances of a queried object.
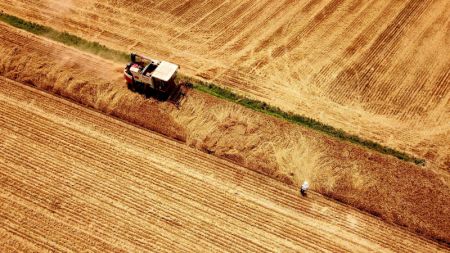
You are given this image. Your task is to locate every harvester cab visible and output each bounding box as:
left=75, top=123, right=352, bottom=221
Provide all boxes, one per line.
left=124, top=53, right=188, bottom=105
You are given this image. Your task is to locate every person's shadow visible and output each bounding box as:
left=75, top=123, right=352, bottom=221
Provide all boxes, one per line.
left=300, top=189, right=307, bottom=196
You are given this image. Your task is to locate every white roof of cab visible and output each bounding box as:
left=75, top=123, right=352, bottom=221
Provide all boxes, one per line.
left=152, top=61, right=179, bottom=81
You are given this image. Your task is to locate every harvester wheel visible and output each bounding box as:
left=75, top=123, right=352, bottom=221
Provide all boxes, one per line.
left=127, top=82, right=135, bottom=91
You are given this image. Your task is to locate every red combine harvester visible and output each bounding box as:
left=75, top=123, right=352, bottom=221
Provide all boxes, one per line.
left=124, top=53, right=189, bottom=105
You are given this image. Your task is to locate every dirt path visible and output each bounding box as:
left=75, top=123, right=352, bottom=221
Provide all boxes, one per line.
left=0, top=77, right=448, bottom=252
left=0, top=0, right=448, bottom=170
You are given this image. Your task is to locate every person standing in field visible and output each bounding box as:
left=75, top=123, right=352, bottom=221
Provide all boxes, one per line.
left=300, top=181, right=309, bottom=196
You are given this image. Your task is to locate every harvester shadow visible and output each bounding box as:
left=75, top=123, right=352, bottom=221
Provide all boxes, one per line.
left=127, top=82, right=170, bottom=101
left=127, top=82, right=192, bottom=108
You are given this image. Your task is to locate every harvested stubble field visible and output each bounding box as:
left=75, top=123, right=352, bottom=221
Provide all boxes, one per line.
left=3, top=78, right=449, bottom=252
left=0, top=23, right=449, bottom=245
left=0, top=0, right=448, bottom=170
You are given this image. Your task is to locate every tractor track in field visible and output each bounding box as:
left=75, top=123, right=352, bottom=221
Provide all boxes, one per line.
left=0, top=77, right=448, bottom=252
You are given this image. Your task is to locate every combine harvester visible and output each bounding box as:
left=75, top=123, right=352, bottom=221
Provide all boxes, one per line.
left=124, top=53, right=190, bottom=106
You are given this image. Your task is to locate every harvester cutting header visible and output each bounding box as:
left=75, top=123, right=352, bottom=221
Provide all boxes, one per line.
left=124, top=53, right=189, bottom=104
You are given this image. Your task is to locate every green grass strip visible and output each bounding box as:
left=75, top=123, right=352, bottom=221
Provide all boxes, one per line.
left=0, top=11, right=426, bottom=166
left=0, top=11, right=129, bottom=63
left=180, top=75, right=426, bottom=166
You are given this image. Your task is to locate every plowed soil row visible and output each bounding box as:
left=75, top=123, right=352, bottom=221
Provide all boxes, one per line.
left=0, top=0, right=448, bottom=170
left=0, top=22, right=449, bottom=243
left=0, top=77, right=448, bottom=252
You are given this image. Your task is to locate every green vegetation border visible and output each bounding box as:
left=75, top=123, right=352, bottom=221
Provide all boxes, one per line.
left=0, top=12, right=129, bottom=62
left=0, top=11, right=425, bottom=165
